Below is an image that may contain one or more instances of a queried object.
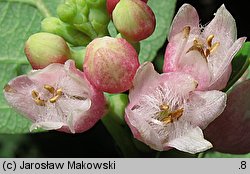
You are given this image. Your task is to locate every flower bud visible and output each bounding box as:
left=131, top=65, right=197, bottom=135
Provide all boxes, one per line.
left=25, top=32, right=70, bottom=69
left=106, top=0, right=148, bottom=16
left=112, top=0, right=155, bottom=42
left=83, top=36, right=139, bottom=93
left=57, top=0, right=110, bottom=39
left=41, top=17, right=92, bottom=46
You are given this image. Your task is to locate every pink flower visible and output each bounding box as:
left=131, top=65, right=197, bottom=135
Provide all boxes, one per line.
left=125, top=62, right=227, bottom=154
left=163, top=4, right=246, bottom=90
left=3, top=60, right=106, bottom=133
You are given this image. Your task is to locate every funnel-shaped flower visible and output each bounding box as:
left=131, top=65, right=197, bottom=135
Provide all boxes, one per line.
left=25, top=32, right=70, bottom=69
left=3, top=60, right=106, bottom=133
left=112, top=0, right=155, bottom=42
left=83, top=36, right=139, bottom=93
left=163, top=4, right=246, bottom=90
left=125, top=62, right=227, bottom=154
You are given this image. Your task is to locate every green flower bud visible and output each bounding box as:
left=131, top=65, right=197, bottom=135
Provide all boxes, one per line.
left=41, top=17, right=91, bottom=46
left=24, top=32, right=70, bottom=69
left=57, top=0, right=110, bottom=40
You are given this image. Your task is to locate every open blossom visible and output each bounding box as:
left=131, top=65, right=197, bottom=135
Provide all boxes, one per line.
left=125, top=62, right=226, bottom=154
left=3, top=60, right=106, bottom=133
left=163, top=4, right=246, bottom=90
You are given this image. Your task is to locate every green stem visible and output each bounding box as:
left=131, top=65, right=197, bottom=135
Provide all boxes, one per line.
left=69, top=47, right=86, bottom=70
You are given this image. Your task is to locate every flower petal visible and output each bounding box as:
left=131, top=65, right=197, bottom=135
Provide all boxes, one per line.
left=208, top=37, right=246, bottom=90
left=164, top=27, right=190, bottom=73
left=129, top=62, right=159, bottom=101
left=184, top=90, right=227, bottom=129
left=160, top=72, right=198, bottom=97
left=125, top=108, right=163, bottom=151
left=202, top=4, right=237, bottom=49
left=168, top=3, right=199, bottom=41
left=3, top=75, right=39, bottom=121
left=28, top=63, right=65, bottom=85
left=30, top=122, right=66, bottom=132
left=166, top=121, right=212, bottom=154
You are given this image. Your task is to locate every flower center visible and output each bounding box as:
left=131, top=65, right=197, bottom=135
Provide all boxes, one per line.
left=186, top=34, right=220, bottom=59
left=31, top=84, right=63, bottom=106
left=157, top=103, right=184, bottom=124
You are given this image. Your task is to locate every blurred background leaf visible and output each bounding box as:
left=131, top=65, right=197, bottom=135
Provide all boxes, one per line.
left=0, top=0, right=61, bottom=133
left=223, top=42, right=250, bottom=92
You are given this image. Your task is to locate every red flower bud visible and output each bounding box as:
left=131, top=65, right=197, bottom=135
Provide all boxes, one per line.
left=112, top=0, right=155, bottom=42
left=83, top=36, right=139, bottom=93
left=106, top=0, right=148, bottom=16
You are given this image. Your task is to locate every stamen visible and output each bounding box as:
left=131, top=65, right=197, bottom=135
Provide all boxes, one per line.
left=44, top=85, right=55, bottom=94
left=34, top=98, right=45, bottom=106
left=71, top=96, right=87, bottom=100
left=169, top=108, right=184, bottom=121
left=159, top=104, right=169, bottom=111
left=206, top=34, right=214, bottom=48
left=186, top=45, right=206, bottom=58
left=31, top=90, right=39, bottom=99
left=161, top=108, right=184, bottom=124
left=49, top=88, right=63, bottom=103
left=204, top=49, right=210, bottom=58
left=56, top=88, right=63, bottom=95
left=4, top=84, right=16, bottom=93
left=49, top=95, right=60, bottom=103
left=182, top=26, right=190, bottom=38
left=209, top=42, right=220, bottom=53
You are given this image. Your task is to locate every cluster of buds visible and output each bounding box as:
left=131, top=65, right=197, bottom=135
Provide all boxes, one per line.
left=4, top=0, right=156, bottom=134
left=42, top=0, right=110, bottom=46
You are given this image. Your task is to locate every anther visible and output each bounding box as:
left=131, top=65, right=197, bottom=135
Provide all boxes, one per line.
left=160, top=104, right=169, bottom=111
left=169, top=108, right=184, bottom=120
left=34, top=98, right=45, bottom=106
left=31, top=90, right=39, bottom=99
left=56, top=88, right=63, bottom=96
left=44, top=85, right=55, bottom=94
left=182, top=26, right=191, bottom=38
left=206, top=35, right=214, bottom=48
left=209, top=42, right=220, bottom=53
left=4, top=84, right=16, bottom=93
left=162, top=108, right=184, bottom=124
left=49, top=95, right=60, bottom=103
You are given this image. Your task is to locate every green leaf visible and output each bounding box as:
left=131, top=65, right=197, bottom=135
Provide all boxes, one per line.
left=0, top=0, right=61, bottom=133
left=223, top=42, right=250, bottom=92
left=139, top=0, right=176, bottom=63
left=199, top=150, right=250, bottom=158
